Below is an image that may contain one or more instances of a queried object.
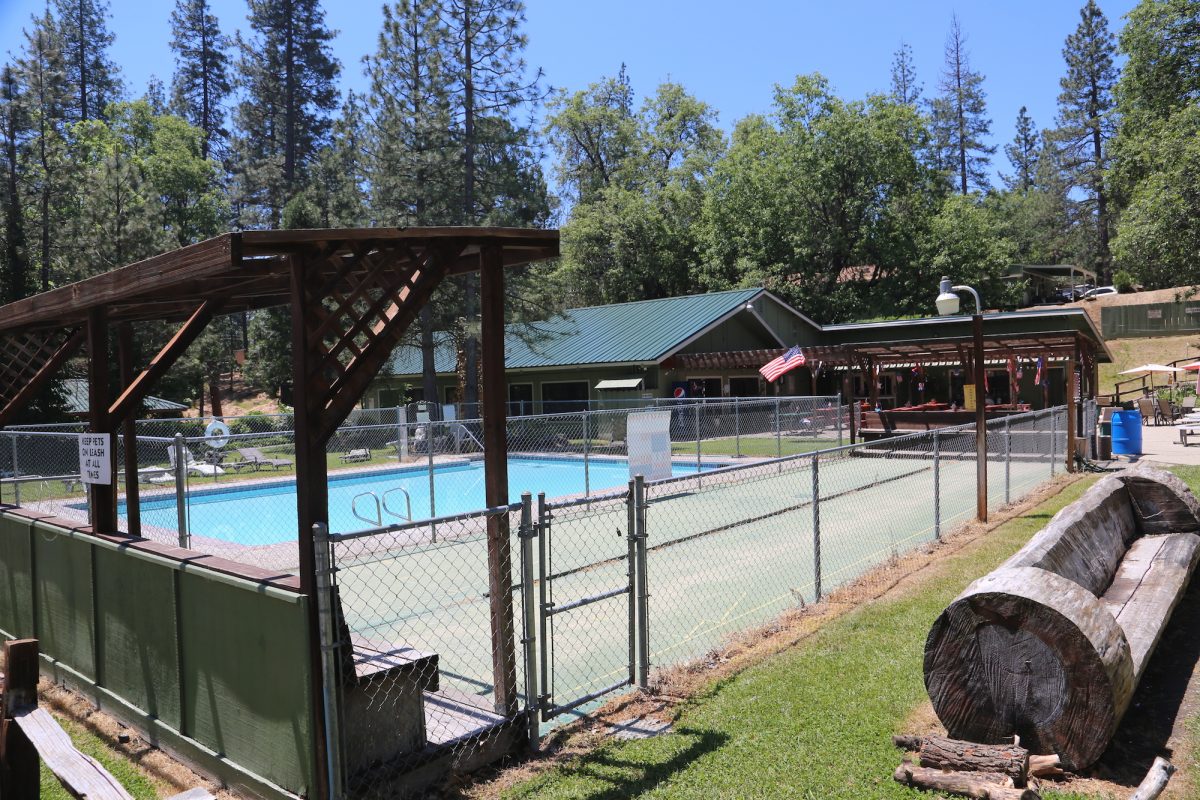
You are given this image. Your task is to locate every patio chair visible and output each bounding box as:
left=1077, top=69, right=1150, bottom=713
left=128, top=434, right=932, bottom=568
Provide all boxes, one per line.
left=235, top=447, right=293, bottom=470
left=1157, top=397, right=1180, bottom=425
left=1136, top=396, right=1156, bottom=426
left=167, top=445, right=224, bottom=477
left=340, top=448, right=371, bottom=463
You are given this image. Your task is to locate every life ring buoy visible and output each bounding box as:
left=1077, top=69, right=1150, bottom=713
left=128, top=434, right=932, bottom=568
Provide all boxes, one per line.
left=205, top=419, right=231, bottom=449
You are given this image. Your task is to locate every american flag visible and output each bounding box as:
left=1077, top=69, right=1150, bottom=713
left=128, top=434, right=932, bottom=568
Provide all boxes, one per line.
left=759, top=346, right=806, bottom=383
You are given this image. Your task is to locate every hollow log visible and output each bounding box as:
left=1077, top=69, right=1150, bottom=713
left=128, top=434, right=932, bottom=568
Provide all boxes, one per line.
left=892, top=762, right=1039, bottom=799
left=919, top=735, right=1029, bottom=785
left=925, top=564, right=1134, bottom=769
left=1129, top=756, right=1174, bottom=800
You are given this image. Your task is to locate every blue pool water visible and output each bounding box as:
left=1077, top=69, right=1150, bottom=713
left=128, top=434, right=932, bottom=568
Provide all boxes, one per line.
left=127, top=457, right=707, bottom=545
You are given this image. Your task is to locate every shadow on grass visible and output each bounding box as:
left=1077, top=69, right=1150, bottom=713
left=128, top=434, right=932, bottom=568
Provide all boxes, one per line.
left=1088, top=577, right=1200, bottom=787
left=535, top=726, right=729, bottom=800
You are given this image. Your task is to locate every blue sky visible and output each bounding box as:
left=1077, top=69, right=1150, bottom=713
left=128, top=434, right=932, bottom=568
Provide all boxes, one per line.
left=0, top=0, right=1139, bottom=186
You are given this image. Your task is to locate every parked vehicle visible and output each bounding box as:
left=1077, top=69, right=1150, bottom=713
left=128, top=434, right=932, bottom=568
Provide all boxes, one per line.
left=1081, top=285, right=1117, bottom=300
left=1055, top=283, right=1094, bottom=302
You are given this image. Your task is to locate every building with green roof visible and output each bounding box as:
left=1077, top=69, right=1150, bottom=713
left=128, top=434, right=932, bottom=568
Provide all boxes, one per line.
left=368, top=288, right=1110, bottom=415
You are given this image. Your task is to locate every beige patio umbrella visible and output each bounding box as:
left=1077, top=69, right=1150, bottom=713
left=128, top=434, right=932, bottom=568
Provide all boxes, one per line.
left=1118, top=364, right=1185, bottom=403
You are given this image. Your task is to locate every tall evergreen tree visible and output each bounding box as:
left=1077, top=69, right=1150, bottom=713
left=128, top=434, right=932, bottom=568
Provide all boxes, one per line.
left=364, top=0, right=459, bottom=406
left=440, top=0, right=545, bottom=407
left=929, top=15, right=995, bottom=194
left=17, top=12, right=71, bottom=292
left=1003, top=106, right=1039, bottom=192
left=53, top=0, right=121, bottom=121
left=1, top=66, right=32, bottom=302
left=1055, top=0, right=1117, bottom=278
left=890, top=42, right=922, bottom=106
left=169, top=0, right=232, bottom=160
left=231, top=0, right=340, bottom=227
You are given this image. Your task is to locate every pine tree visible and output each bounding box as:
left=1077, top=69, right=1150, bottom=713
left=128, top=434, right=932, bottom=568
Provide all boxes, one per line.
left=169, top=0, right=232, bottom=160
left=890, top=42, right=922, bottom=106
left=53, top=0, right=122, bottom=121
left=364, top=0, right=459, bottom=406
left=17, top=12, right=72, bottom=292
left=440, top=0, right=545, bottom=408
left=232, top=0, right=340, bottom=227
left=1055, top=0, right=1117, bottom=279
left=1003, top=106, right=1039, bottom=192
left=1, top=65, right=32, bottom=302
left=929, top=15, right=995, bottom=194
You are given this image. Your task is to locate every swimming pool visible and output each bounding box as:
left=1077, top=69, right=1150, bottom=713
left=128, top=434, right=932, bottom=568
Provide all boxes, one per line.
left=129, top=456, right=709, bottom=546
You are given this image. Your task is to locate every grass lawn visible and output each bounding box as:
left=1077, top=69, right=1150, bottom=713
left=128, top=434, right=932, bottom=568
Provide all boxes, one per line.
left=40, top=715, right=161, bottom=799
left=503, top=478, right=1106, bottom=799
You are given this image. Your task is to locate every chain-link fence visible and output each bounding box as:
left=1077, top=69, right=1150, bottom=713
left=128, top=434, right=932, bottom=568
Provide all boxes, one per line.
left=314, top=405, right=1070, bottom=796
left=0, top=397, right=846, bottom=573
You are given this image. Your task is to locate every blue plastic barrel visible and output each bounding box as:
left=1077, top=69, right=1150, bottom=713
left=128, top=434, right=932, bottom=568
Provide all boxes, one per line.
left=1111, top=409, right=1143, bottom=456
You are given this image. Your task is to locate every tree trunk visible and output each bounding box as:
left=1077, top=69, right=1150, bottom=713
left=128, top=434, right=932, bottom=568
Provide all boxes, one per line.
left=893, top=762, right=1038, bottom=800
left=919, top=736, right=1029, bottom=785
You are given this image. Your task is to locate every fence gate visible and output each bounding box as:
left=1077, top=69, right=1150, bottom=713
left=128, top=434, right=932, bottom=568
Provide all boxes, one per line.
left=529, top=482, right=649, bottom=725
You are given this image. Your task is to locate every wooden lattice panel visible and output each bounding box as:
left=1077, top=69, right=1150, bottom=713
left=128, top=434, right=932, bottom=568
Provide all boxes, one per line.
left=0, top=328, right=85, bottom=413
left=296, top=239, right=458, bottom=443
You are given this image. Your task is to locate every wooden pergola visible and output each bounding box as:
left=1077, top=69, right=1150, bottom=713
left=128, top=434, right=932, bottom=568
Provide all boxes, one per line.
left=0, top=226, right=559, bottom=795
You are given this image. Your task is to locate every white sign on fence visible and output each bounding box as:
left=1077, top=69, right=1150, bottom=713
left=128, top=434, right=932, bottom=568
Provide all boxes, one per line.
left=78, top=433, right=111, bottom=485
left=627, top=410, right=673, bottom=482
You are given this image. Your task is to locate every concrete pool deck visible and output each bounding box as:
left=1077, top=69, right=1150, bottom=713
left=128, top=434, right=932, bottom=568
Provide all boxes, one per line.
left=1123, top=423, right=1200, bottom=468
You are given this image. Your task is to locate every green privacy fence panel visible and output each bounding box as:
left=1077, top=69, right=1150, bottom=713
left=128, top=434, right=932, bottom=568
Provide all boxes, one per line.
left=0, top=511, right=314, bottom=798
left=1101, top=300, right=1200, bottom=339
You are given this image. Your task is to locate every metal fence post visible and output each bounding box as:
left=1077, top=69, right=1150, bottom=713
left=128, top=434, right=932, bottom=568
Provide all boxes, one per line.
left=583, top=411, right=591, bottom=501
left=694, top=403, right=702, bottom=481
left=536, top=492, right=550, bottom=715
left=426, top=421, right=436, bottom=541
left=626, top=480, right=637, bottom=688
left=173, top=433, right=189, bottom=549
left=518, top=493, right=540, bottom=749
left=1051, top=409, right=1057, bottom=475
left=1004, top=417, right=1012, bottom=505
left=312, top=522, right=342, bottom=799
left=933, top=430, right=941, bottom=542
left=775, top=397, right=782, bottom=458
left=836, top=392, right=843, bottom=447
left=734, top=396, right=741, bottom=457
left=395, top=406, right=407, bottom=463
left=812, top=453, right=822, bottom=601
left=11, top=435, right=19, bottom=506
left=633, top=474, right=650, bottom=689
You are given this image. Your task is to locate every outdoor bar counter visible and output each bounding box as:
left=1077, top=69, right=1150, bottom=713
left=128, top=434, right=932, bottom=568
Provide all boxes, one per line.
left=859, top=402, right=1034, bottom=439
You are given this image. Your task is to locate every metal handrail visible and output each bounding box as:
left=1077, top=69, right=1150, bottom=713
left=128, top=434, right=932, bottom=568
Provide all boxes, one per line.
left=350, top=492, right=382, bottom=527
left=382, top=487, right=413, bottom=521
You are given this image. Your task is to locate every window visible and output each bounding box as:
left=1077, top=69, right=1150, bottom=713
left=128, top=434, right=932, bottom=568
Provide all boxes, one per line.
left=541, top=381, right=589, bottom=412
left=728, top=376, right=761, bottom=397
left=685, top=377, right=722, bottom=398
left=378, top=389, right=403, bottom=409
left=509, top=383, right=534, bottom=415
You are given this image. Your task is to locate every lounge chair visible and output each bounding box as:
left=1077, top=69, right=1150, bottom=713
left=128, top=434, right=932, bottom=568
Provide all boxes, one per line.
left=235, top=447, right=293, bottom=471
left=167, top=446, right=224, bottom=477
left=340, top=448, right=371, bottom=463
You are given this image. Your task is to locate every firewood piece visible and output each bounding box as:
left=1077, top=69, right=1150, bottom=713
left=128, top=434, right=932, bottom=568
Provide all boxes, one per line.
left=1028, top=754, right=1063, bottom=778
left=893, top=762, right=1040, bottom=799
left=1129, top=756, right=1174, bottom=800
left=893, top=733, right=924, bottom=751
left=919, top=735, right=1030, bottom=785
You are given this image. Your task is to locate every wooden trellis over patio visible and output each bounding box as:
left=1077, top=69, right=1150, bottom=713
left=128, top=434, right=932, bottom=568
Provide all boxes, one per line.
left=0, top=226, right=560, bottom=795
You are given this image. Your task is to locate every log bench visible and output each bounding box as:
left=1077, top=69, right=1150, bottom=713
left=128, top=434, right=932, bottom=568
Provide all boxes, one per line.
left=924, top=464, right=1200, bottom=770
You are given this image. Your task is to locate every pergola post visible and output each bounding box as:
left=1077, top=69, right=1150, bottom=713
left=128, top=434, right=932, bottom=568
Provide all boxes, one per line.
left=288, top=254, right=333, bottom=799
left=117, top=323, right=140, bottom=536
left=480, top=242, right=518, bottom=716
left=87, top=307, right=118, bottom=534
left=1066, top=338, right=1079, bottom=474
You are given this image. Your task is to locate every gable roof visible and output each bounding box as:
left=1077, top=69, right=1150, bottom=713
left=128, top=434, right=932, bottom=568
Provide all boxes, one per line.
left=60, top=379, right=187, bottom=415
left=389, top=288, right=767, bottom=375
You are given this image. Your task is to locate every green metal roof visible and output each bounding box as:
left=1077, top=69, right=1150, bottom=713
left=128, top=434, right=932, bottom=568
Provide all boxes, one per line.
left=389, top=288, right=765, bottom=375
left=61, top=378, right=188, bottom=415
